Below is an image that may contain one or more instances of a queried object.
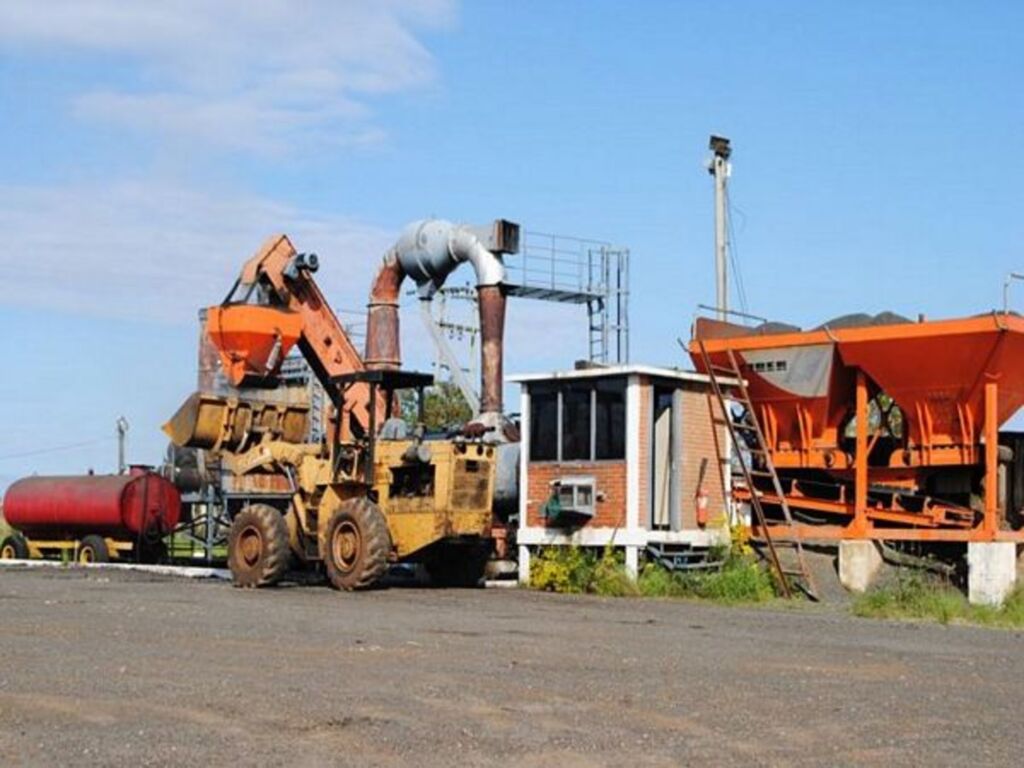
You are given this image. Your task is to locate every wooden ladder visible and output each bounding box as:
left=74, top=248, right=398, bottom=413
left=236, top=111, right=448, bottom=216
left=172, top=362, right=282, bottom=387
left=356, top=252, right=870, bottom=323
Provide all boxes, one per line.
left=697, top=339, right=817, bottom=600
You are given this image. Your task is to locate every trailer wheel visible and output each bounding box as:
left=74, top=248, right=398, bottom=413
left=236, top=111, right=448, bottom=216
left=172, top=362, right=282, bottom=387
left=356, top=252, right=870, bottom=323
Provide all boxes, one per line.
left=79, top=535, right=109, bottom=564
left=0, top=534, right=29, bottom=560
left=228, top=504, right=290, bottom=588
left=424, top=543, right=490, bottom=588
left=324, top=498, right=391, bottom=591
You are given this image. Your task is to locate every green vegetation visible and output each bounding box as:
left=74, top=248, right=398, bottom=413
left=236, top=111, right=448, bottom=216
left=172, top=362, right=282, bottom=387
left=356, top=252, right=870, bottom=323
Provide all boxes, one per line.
left=0, top=509, right=11, bottom=540
left=529, top=544, right=778, bottom=604
left=400, top=381, right=473, bottom=431
left=529, top=546, right=629, bottom=595
left=637, top=554, right=777, bottom=603
left=166, top=532, right=227, bottom=562
left=853, top=573, right=1024, bottom=628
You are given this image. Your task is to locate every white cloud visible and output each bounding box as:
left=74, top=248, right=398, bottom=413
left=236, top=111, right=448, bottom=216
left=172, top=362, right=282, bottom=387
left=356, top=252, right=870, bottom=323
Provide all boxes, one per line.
left=0, top=177, right=589, bottom=385
left=0, top=177, right=583, bottom=356
left=0, top=181, right=394, bottom=323
left=0, top=0, right=454, bottom=153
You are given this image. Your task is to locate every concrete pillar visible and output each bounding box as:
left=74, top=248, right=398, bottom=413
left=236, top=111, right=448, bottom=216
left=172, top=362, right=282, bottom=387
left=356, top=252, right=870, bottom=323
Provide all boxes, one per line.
left=967, top=542, right=1017, bottom=606
left=624, top=546, right=639, bottom=578
left=838, top=540, right=883, bottom=593
left=518, top=545, right=531, bottom=586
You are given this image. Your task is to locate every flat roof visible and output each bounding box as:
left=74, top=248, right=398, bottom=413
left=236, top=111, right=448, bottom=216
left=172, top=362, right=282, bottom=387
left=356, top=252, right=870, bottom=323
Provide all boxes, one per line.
left=507, top=363, right=736, bottom=386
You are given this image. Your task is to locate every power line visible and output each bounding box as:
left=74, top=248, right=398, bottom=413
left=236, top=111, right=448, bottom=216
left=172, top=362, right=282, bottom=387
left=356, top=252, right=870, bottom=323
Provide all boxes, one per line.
left=0, top=436, right=116, bottom=462
left=725, top=188, right=750, bottom=315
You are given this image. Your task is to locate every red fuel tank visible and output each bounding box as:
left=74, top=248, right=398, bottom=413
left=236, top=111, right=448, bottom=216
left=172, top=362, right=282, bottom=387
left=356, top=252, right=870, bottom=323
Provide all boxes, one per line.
left=3, top=468, right=181, bottom=540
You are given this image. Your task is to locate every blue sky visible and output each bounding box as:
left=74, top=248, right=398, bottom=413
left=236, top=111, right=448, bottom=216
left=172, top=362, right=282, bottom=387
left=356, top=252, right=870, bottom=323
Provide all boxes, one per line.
left=1, top=1, right=1022, bottom=489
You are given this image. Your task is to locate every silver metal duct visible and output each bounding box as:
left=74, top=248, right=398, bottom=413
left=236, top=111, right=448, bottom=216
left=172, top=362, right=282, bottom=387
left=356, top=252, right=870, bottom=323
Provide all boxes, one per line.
left=392, top=219, right=507, bottom=297
left=365, top=219, right=519, bottom=421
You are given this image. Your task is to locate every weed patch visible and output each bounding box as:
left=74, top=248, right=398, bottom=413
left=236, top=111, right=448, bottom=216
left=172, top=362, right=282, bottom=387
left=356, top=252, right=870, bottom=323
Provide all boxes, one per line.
left=853, top=572, right=1024, bottom=628
left=530, top=544, right=777, bottom=604
left=637, top=555, right=777, bottom=603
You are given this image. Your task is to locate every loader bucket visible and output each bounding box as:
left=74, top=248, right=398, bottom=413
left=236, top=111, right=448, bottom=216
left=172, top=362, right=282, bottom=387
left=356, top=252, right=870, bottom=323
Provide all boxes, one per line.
left=205, top=304, right=303, bottom=385
left=163, top=392, right=310, bottom=452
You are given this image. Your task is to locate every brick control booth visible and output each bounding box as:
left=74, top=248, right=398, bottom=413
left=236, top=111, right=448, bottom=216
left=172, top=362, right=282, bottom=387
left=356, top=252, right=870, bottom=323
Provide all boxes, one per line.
left=511, top=365, right=732, bottom=582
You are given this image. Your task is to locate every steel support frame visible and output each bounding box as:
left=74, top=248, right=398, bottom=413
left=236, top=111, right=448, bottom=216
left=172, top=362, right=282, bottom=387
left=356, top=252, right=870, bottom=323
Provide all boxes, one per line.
left=853, top=370, right=869, bottom=536
left=984, top=379, right=999, bottom=538
left=752, top=524, right=1024, bottom=544
left=742, top=375, right=1008, bottom=544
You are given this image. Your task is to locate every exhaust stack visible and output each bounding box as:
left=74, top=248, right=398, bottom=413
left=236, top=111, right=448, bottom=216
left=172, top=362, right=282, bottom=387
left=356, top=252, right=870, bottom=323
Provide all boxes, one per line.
left=365, top=219, right=518, bottom=423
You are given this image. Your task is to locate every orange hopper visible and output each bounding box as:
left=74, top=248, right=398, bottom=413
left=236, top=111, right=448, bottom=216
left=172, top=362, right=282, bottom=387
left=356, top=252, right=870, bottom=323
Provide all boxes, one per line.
left=689, top=312, right=1024, bottom=542
left=691, top=313, right=1024, bottom=470
left=205, top=305, right=303, bottom=386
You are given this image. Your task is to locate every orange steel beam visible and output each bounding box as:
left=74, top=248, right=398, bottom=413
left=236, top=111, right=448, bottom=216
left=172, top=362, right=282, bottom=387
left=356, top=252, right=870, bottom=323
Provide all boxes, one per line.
left=734, top=487, right=971, bottom=529
left=232, top=234, right=384, bottom=436
left=751, top=523, right=1024, bottom=543
left=853, top=371, right=869, bottom=535
left=984, top=379, right=999, bottom=538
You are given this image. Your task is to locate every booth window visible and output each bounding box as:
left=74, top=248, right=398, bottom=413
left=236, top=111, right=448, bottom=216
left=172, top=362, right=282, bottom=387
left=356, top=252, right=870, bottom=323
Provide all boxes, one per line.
left=528, top=377, right=626, bottom=462
left=594, top=379, right=626, bottom=459
left=562, top=384, right=592, bottom=460
left=529, top=384, right=558, bottom=461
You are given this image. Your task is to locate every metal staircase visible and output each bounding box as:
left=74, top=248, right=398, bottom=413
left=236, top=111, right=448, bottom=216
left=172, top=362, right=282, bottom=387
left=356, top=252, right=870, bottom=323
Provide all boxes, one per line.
left=696, top=340, right=817, bottom=600
left=644, top=542, right=723, bottom=572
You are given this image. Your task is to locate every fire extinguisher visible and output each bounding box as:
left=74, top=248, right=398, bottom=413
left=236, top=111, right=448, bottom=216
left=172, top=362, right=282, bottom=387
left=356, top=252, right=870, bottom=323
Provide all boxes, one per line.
left=695, top=457, right=709, bottom=527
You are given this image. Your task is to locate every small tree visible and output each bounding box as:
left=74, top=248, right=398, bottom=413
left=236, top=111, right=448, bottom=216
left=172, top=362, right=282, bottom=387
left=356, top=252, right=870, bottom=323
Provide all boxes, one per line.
left=400, top=381, right=473, bottom=430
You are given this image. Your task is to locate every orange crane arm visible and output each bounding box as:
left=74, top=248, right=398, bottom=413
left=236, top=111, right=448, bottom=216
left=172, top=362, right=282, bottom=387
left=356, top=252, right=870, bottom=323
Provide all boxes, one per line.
left=213, top=233, right=382, bottom=438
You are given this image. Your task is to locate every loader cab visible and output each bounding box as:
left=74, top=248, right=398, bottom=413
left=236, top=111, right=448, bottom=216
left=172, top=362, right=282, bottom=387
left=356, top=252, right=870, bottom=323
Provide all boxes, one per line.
left=332, top=370, right=435, bottom=484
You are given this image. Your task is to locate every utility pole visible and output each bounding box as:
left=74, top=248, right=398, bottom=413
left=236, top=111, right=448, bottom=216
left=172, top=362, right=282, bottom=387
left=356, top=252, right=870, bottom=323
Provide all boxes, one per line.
left=708, top=135, right=732, bottom=321
left=116, top=416, right=129, bottom=474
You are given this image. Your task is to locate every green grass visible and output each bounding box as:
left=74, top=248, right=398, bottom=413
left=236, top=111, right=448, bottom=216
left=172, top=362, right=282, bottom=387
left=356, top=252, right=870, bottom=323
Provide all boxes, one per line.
left=853, top=572, right=1024, bottom=628
left=636, top=557, right=777, bottom=603
left=529, top=545, right=778, bottom=604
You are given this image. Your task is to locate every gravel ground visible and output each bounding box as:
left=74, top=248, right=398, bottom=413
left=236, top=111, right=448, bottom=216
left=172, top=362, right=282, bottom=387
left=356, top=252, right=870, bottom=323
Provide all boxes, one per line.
left=0, top=567, right=1022, bottom=767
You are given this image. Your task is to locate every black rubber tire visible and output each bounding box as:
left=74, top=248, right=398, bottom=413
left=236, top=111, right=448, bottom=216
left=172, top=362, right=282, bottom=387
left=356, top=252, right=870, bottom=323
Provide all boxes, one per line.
left=323, top=498, right=391, bottom=591
left=227, top=504, right=290, bottom=588
left=79, top=535, right=110, bottom=564
left=0, top=534, right=29, bottom=560
left=424, top=543, right=490, bottom=588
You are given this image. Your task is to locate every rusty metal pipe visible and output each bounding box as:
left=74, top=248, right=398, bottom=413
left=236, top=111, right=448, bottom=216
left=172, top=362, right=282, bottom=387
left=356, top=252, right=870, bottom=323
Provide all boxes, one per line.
left=478, top=285, right=506, bottom=415
left=365, top=253, right=404, bottom=371
left=364, top=220, right=510, bottom=417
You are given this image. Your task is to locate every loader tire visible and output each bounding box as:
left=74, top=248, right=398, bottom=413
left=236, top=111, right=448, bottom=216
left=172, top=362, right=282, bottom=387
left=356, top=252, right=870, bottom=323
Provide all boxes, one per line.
left=324, top=498, right=391, bottom=591
left=228, top=504, right=290, bottom=588
left=79, top=535, right=109, bottom=564
left=0, top=534, right=29, bottom=560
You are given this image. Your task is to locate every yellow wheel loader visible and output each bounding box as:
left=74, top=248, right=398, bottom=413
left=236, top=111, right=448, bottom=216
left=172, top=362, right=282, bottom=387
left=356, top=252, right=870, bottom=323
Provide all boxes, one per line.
left=165, top=225, right=517, bottom=589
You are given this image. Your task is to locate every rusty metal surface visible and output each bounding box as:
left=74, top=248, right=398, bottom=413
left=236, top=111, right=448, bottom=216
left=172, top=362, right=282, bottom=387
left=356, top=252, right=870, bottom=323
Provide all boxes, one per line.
left=365, top=221, right=511, bottom=420
left=477, top=285, right=506, bottom=415
left=225, top=233, right=383, bottom=433
left=162, top=392, right=310, bottom=452
left=365, top=253, right=404, bottom=370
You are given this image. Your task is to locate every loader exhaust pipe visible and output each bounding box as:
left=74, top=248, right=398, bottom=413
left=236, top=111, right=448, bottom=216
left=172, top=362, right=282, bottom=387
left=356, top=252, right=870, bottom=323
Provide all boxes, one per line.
left=365, top=219, right=518, bottom=419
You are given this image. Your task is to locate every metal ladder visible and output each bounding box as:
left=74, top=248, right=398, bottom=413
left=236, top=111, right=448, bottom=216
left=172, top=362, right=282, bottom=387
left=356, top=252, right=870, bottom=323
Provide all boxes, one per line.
left=697, top=340, right=817, bottom=600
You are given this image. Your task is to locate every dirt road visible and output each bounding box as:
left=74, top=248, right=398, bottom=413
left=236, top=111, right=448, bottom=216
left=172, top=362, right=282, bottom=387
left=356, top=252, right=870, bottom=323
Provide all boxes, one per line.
left=0, top=567, right=1021, bottom=766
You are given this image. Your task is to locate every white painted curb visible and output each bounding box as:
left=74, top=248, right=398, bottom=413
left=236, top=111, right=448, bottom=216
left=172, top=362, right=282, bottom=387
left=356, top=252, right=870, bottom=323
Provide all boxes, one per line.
left=0, top=559, right=232, bottom=581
